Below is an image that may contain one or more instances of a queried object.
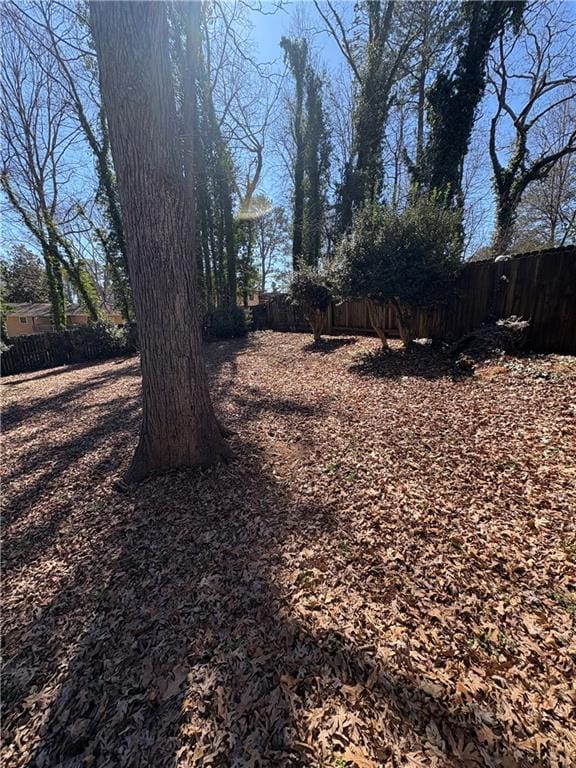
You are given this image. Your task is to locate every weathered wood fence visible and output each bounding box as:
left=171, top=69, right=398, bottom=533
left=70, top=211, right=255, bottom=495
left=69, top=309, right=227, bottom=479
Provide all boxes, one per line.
left=1, top=331, right=118, bottom=376
left=261, top=246, right=576, bottom=354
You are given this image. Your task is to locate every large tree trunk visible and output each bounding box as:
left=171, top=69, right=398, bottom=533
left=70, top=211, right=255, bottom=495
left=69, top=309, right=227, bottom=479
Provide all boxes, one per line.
left=90, top=0, right=230, bottom=483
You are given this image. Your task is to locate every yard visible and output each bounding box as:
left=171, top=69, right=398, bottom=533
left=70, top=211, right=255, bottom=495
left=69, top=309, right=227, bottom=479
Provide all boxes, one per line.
left=2, top=331, right=575, bottom=768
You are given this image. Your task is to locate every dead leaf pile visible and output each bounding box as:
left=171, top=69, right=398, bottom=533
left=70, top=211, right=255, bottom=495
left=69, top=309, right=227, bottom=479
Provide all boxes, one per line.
left=2, top=332, right=575, bottom=767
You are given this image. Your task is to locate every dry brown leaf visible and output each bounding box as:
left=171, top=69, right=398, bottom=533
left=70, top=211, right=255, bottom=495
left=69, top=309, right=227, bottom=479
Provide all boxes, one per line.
left=2, top=333, right=575, bottom=768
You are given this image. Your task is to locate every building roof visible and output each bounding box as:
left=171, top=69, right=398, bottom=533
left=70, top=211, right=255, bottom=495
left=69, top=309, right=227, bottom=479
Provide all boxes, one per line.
left=6, top=303, right=68, bottom=317
left=6, top=303, right=120, bottom=317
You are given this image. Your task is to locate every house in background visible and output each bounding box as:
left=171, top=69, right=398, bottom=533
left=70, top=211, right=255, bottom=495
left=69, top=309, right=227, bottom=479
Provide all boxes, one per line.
left=5, top=303, right=124, bottom=338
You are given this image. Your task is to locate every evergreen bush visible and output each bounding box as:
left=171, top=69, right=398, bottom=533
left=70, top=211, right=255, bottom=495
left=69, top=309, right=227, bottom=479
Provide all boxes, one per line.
left=337, top=196, right=462, bottom=346
left=204, top=306, right=248, bottom=340
left=287, top=263, right=333, bottom=342
left=68, top=320, right=127, bottom=360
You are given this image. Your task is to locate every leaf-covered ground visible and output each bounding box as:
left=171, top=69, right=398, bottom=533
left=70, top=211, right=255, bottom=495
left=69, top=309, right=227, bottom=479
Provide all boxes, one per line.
left=2, top=332, right=575, bottom=768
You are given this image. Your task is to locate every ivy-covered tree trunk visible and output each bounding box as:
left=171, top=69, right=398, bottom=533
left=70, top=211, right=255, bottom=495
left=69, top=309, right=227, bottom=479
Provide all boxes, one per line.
left=93, top=225, right=133, bottom=321
left=336, top=2, right=403, bottom=233
left=93, top=118, right=133, bottom=320
left=412, top=1, right=525, bottom=206
left=43, top=241, right=66, bottom=331
left=492, top=198, right=517, bottom=255
left=90, top=0, right=230, bottom=482
left=0, top=175, right=67, bottom=331
left=216, top=209, right=226, bottom=306
left=281, top=38, right=307, bottom=269
left=292, top=101, right=305, bottom=267
left=48, top=222, right=102, bottom=322
left=242, top=221, right=254, bottom=308
left=40, top=13, right=134, bottom=321
left=224, top=194, right=237, bottom=307
left=303, top=70, right=329, bottom=268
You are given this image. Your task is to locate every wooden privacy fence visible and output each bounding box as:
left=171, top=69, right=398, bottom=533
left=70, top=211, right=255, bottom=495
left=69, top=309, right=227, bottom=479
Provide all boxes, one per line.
left=263, top=246, right=576, bottom=354
left=1, top=331, right=118, bottom=376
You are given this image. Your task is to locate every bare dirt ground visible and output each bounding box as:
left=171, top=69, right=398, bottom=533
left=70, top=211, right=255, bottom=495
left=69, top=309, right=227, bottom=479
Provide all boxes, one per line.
left=2, top=331, right=575, bottom=768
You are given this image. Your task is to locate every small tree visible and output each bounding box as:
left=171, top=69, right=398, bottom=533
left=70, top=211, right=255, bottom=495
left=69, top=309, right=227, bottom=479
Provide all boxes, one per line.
left=288, top=263, right=332, bottom=343
left=1, top=245, right=48, bottom=303
left=337, top=197, right=462, bottom=346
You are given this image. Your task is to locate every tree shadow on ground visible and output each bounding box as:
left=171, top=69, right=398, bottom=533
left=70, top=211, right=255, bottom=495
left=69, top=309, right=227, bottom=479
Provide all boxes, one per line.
left=1, top=354, right=141, bottom=387
left=349, top=343, right=453, bottom=381
left=302, top=337, right=358, bottom=355
left=2, top=341, right=540, bottom=768
left=232, top=388, right=321, bottom=419
left=1, top=359, right=141, bottom=434
left=11, top=442, right=536, bottom=768
left=3, top=396, right=141, bottom=571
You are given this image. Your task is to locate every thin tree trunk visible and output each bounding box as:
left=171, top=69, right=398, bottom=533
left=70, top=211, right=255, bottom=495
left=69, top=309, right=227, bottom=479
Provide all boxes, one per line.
left=216, top=208, right=226, bottom=306
left=200, top=206, right=214, bottom=311
left=224, top=190, right=237, bottom=307
left=367, top=298, right=388, bottom=348
left=261, top=260, right=266, bottom=294
left=90, top=0, right=230, bottom=483
left=391, top=297, right=414, bottom=347
left=304, top=306, right=323, bottom=342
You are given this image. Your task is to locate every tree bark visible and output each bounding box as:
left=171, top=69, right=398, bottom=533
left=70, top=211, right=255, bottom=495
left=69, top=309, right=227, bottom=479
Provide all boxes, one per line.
left=492, top=197, right=516, bottom=255
left=90, top=0, right=230, bottom=483
left=43, top=241, right=66, bottom=331
left=392, top=297, right=414, bottom=347
left=367, top=298, right=388, bottom=348
left=304, top=306, right=323, bottom=342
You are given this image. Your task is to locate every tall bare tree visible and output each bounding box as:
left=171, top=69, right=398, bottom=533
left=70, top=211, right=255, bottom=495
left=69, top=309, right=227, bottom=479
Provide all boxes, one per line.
left=488, top=3, right=576, bottom=252
left=205, top=1, right=283, bottom=208
left=10, top=0, right=133, bottom=320
left=511, top=102, right=576, bottom=249
left=90, top=0, right=230, bottom=482
left=1, top=17, right=101, bottom=326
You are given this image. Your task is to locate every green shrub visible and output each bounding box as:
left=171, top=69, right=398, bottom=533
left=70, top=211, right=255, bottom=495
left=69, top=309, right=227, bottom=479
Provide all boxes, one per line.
left=337, top=196, right=462, bottom=345
left=287, top=263, right=333, bottom=342
left=121, top=321, right=139, bottom=354
left=68, top=321, right=126, bottom=360
left=204, top=306, right=248, bottom=340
